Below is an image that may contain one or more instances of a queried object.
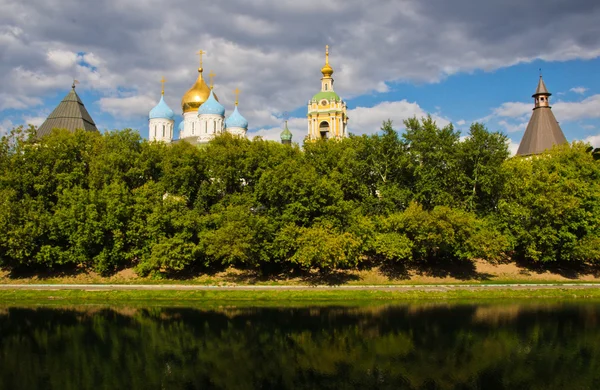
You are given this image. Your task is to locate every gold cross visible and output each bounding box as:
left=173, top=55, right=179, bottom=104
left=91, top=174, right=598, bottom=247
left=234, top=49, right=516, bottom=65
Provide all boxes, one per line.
left=196, top=50, right=206, bottom=67
left=208, top=71, right=216, bottom=89
left=160, top=76, right=166, bottom=95
left=234, top=88, right=240, bottom=106
left=325, top=45, right=329, bottom=64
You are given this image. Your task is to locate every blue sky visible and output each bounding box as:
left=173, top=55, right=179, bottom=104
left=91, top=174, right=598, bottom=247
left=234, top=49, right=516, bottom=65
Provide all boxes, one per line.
left=1, top=0, right=599, bottom=153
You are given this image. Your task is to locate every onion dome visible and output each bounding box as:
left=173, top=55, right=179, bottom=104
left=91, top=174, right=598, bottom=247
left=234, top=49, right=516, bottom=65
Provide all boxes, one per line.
left=181, top=68, right=214, bottom=113
left=225, top=106, right=248, bottom=129
left=321, top=45, right=334, bottom=78
left=149, top=95, right=175, bottom=120
left=281, top=120, right=293, bottom=143
left=198, top=89, right=225, bottom=116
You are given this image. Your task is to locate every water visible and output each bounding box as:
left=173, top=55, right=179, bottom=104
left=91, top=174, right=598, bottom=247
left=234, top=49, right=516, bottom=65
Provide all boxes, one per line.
left=0, top=303, right=599, bottom=389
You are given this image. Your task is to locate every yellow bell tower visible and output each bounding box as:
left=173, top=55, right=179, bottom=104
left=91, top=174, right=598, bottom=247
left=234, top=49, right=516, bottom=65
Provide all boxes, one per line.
left=307, top=45, right=348, bottom=140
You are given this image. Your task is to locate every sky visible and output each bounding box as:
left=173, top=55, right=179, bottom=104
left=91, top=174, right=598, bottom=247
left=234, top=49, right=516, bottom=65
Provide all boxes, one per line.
left=1, top=0, right=599, bottom=154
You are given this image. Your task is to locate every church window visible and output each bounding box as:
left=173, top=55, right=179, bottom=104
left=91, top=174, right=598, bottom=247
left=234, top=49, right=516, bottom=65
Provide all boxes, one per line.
left=325, top=84, right=328, bottom=91
left=205, top=122, right=207, bottom=133
left=162, top=125, right=165, bottom=137
left=214, top=121, right=216, bottom=132
left=154, top=125, right=156, bottom=138
left=192, top=122, right=195, bottom=135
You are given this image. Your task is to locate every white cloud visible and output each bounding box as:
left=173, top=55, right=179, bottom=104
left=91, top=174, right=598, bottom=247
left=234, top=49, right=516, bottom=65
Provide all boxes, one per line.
left=570, top=86, right=588, bottom=95
left=0, top=119, right=14, bottom=137
left=584, top=134, right=600, bottom=148
left=493, top=102, right=531, bottom=118
left=47, top=49, right=78, bottom=70
left=22, top=116, right=46, bottom=127
left=0, top=93, right=43, bottom=111
left=553, top=95, right=600, bottom=122
left=456, top=119, right=466, bottom=126
left=498, top=120, right=527, bottom=133
left=582, top=124, right=596, bottom=130
left=348, top=100, right=450, bottom=135
left=1, top=0, right=600, bottom=134
left=248, top=99, right=451, bottom=143
left=98, top=95, right=156, bottom=118
left=507, top=139, right=520, bottom=156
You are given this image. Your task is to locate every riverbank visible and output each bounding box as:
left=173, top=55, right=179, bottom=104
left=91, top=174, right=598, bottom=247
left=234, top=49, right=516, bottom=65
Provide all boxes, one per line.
left=2, top=285, right=600, bottom=305
left=2, top=259, right=600, bottom=286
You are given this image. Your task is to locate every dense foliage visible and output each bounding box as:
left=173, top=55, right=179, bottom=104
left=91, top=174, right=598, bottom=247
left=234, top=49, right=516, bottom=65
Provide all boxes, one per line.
left=0, top=118, right=598, bottom=276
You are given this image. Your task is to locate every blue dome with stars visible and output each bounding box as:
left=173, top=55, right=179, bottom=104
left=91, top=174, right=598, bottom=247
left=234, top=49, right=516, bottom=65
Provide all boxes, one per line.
left=149, top=95, right=175, bottom=120
left=225, top=106, right=248, bottom=129
left=198, top=90, right=225, bottom=116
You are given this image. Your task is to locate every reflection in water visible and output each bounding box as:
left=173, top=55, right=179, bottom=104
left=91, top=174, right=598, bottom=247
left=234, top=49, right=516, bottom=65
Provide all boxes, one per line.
left=0, top=303, right=599, bottom=389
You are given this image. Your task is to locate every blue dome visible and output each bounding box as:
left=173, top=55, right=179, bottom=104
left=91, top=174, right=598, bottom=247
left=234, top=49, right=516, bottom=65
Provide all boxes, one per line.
left=225, top=106, right=248, bottom=129
left=149, top=95, right=175, bottom=120
left=178, top=121, right=184, bottom=131
left=198, top=90, right=225, bottom=116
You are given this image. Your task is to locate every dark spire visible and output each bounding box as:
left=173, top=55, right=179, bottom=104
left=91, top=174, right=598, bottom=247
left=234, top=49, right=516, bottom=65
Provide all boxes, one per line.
left=36, top=84, right=99, bottom=138
left=516, top=75, right=567, bottom=156
left=533, top=75, right=550, bottom=97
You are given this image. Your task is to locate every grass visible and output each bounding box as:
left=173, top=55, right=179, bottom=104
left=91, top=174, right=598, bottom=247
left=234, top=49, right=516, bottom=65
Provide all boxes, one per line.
left=2, top=287, right=600, bottom=307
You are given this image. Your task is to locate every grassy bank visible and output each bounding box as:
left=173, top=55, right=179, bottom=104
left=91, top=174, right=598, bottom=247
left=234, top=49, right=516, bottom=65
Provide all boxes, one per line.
left=2, top=287, right=600, bottom=306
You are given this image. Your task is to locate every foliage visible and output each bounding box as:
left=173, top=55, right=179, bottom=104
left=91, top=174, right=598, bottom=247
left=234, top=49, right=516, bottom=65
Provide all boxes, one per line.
left=0, top=120, right=598, bottom=276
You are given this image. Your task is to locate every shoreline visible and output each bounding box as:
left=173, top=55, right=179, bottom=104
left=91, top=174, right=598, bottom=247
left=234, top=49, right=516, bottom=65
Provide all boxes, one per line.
left=2, top=284, right=600, bottom=305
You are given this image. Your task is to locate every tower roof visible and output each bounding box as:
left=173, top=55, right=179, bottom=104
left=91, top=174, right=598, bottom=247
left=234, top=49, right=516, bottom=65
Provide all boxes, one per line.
left=533, top=75, right=550, bottom=97
left=149, top=95, right=175, bottom=120
left=36, top=84, right=98, bottom=138
left=281, top=120, right=293, bottom=141
left=517, top=76, right=567, bottom=156
left=198, top=89, right=225, bottom=116
left=225, top=106, right=248, bottom=129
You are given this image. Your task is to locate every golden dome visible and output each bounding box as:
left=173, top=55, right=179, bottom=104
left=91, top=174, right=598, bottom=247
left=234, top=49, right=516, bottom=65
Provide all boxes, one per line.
left=321, top=45, right=334, bottom=78
left=181, top=68, right=214, bottom=113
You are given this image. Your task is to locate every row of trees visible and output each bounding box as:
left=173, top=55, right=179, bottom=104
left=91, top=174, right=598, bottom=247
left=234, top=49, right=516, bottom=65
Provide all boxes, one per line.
left=0, top=118, right=599, bottom=276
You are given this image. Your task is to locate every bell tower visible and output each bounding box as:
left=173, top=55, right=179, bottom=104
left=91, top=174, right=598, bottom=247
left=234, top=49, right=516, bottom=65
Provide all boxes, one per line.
left=307, top=46, right=348, bottom=140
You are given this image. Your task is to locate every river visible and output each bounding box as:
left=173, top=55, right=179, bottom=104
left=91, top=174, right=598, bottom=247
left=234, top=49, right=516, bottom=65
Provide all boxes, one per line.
left=0, top=302, right=598, bottom=389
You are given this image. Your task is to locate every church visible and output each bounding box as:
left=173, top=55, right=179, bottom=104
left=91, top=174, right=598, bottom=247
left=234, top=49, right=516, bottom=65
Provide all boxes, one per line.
left=148, top=51, right=248, bottom=145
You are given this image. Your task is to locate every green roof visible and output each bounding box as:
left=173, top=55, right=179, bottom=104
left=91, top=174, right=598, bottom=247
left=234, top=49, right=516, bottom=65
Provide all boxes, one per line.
left=36, top=86, right=98, bottom=138
left=280, top=123, right=293, bottom=141
left=311, top=91, right=341, bottom=102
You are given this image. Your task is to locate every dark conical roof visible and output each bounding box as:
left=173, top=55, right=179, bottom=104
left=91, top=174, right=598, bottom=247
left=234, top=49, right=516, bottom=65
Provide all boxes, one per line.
left=36, top=85, right=98, bottom=138
left=516, top=108, right=567, bottom=156
left=533, top=76, right=550, bottom=97
left=517, top=77, right=567, bottom=156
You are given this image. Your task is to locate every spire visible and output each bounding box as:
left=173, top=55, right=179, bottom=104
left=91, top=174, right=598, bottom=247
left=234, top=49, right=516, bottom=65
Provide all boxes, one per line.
left=181, top=51, right=212, bottom=113
left=533, top=74, right=550, bottom=97
left=234, top=87, right=240, bottom=106
left=281, top=120, right=293, bottom=145
left=321, top=45, right=334, bottom=78
left=36, top=83, right=98, bottom=138
left=209, top=71, right=216, bottom=90
left=516, top=75, right=567, bottom=156
left=160, top=76, right=166, bottom=95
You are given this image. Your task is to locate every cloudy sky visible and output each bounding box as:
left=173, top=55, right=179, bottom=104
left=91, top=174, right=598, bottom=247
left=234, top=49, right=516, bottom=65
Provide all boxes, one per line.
left=1, top=0, right=599, bottom=153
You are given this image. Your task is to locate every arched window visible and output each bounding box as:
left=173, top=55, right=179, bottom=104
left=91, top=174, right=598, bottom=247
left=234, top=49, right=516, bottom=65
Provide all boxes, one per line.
left=192, top=122, right=195, bottom=135
left=162, top=125, right=165, bottom=137
left=154, top=125, right=157, bottom=138
left=213, top=121, right=216, bottom=133
left=325, top=84, right=328, bottom=91
left=205, top=122, right=207, bottom=133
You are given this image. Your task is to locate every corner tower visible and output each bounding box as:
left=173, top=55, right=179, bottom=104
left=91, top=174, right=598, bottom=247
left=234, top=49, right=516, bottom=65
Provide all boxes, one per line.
left=307, top=46, right=348, bottom=140
left=516, top=75, right=568, bottom=156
